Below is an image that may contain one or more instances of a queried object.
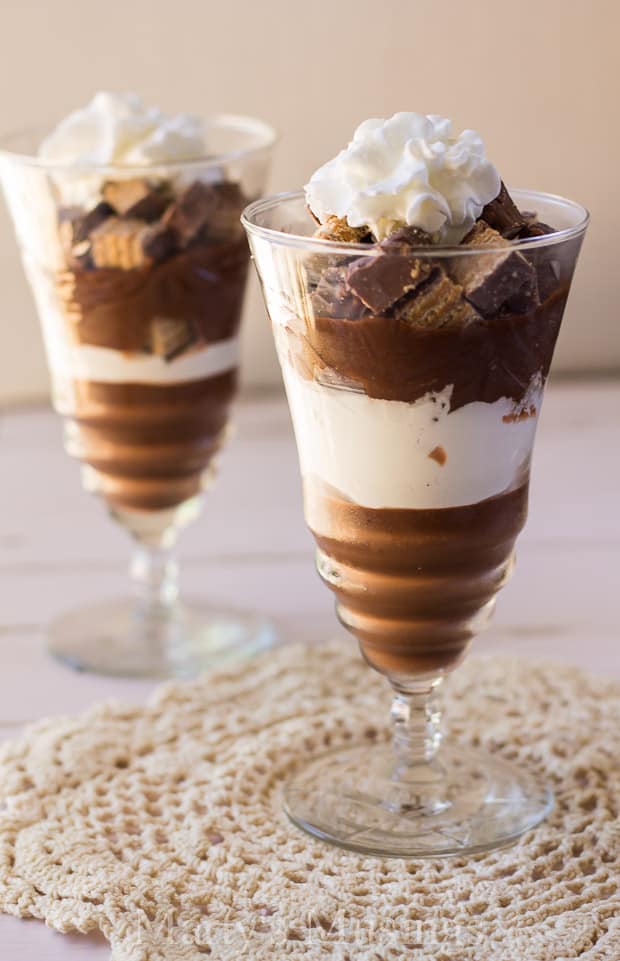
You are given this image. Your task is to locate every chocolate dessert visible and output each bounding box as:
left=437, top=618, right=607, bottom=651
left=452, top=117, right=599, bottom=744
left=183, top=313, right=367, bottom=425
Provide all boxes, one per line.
left=54, top=177, right=250, bottom=511
left=254, top=113, right=585, bottom=678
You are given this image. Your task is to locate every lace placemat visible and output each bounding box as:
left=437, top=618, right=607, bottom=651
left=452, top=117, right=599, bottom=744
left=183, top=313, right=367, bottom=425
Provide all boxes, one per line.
left=0, top=642, right=618, bottom=960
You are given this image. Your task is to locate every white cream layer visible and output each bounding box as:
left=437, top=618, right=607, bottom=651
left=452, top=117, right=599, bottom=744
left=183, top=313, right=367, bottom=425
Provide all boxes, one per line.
left=281, top=357, right=541, bottom=510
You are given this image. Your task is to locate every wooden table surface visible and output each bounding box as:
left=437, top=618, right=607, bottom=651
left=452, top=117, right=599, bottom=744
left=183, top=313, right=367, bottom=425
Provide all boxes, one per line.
left=0, top=381, right=619, bottom=958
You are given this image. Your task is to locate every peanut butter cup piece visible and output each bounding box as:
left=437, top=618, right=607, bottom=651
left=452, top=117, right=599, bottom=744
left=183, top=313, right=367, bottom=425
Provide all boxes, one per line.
left=313, top=216, right=371, bottom=244
left=480, top=182, right=526, bottom=239
left=395, top=269, right=479, bottom=329
left=150, top=317, right=198, bottom=361
left=346, top=253, right=434, bottom=313
left=141, top=222, right=179, bottom=263
left=518, top=219, right=562, bottom=301
left=451, top=222, right=539, bottom=316
left=200, top=181, right=246, bottom=240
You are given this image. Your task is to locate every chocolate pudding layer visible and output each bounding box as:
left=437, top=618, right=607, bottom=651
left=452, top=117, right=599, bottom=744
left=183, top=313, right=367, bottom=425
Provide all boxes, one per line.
left=67, top=371, right=237, bottom=511
left=307, top=481, right=528, bottom=676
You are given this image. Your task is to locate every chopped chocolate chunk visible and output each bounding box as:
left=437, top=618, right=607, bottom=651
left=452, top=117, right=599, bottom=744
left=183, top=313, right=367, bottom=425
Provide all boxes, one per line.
left=103, top=179, right=170, bottom=221
left=163, top=181, right=219, bottom=246
left=90, top=217, right=153, bottom=269
left=150, top=316, right=198, bottom=361
left=200, top=181, right=246, bottom=240
left=58, top=201, right=114, bottom=249
left=346, top=253, right=433, bottom=313
left=518, top=220, right=561, bottom=301
left=451, top=222, right=539, bottom=316
left=380, top=225, right=434, bottom=249
left=313, top=216, right=371, bottom=244
left=141, top=222, right=179, bottom=263
left=480, top=182, right=525, bottom=239
left=395, top=269, right=479, bottom=329
left=310, top=265, right=367, bottom=320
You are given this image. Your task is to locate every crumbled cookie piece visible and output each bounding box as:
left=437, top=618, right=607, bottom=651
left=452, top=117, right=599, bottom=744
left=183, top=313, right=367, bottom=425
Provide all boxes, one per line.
left=451, top=222, right=539, bottom=316
left=395, top=269, right=479, bottom=329
left=380, top=225, right=434, bottom=249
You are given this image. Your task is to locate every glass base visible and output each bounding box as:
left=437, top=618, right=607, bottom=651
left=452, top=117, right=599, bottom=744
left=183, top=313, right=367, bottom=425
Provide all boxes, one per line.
left=284, top=742, right=553, bottom=858
left=48, top=597, right=275, bottom=679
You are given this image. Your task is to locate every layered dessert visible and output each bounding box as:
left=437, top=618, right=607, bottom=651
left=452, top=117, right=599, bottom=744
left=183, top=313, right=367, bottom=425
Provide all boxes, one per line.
left=271, top=113, right=584, bottom=676
left=13, top=93, right=253, bottom=512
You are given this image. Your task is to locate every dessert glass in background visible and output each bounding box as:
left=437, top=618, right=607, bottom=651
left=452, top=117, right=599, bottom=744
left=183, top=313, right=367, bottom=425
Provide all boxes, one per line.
left=0, top=93, right=276, bottom=678
left=244, top=112, right=588, bottom=857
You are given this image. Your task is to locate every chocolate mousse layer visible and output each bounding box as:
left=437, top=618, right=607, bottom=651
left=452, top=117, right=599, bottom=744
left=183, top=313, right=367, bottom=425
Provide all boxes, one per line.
left=307, top=481, right=529, bottom=676
left=53, top=178, right=250, bottom=513
left=67, top=371, right=236, bottom=511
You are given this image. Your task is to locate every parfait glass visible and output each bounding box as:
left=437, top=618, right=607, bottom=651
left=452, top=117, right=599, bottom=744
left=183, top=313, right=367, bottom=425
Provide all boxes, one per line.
left=243, top=189, right=588, bottom=857
left=0, top=115, right=276, bottom=678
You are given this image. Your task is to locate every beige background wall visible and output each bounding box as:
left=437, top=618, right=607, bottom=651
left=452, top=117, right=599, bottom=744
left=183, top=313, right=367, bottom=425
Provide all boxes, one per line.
left=0, top=0, right=617, bottom=404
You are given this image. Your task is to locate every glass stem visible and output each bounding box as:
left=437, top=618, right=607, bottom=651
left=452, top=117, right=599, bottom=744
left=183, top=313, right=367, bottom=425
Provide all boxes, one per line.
left=130, top=543, right=179, bottom=616
left=390, top=675, right=444, bottom=770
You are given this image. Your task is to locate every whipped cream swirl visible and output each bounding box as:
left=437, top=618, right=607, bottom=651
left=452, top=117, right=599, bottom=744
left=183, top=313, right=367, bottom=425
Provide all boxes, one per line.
left=39, top=92, right=206, bottom=167
left=305, top=112, right=501, bottom=243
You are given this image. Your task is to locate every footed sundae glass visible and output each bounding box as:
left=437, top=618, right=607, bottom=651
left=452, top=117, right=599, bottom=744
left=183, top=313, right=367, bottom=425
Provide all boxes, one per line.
left=243, top=189, right=588, bottom=857
left=0, top=113, right=276, bottom=678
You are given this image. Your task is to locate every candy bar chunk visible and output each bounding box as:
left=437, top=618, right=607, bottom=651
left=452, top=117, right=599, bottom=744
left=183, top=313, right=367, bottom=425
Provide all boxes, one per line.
left=310, top=265, right=367, bottom=320
left=201, top=181, right=246, bottom=240
left=141, top=222, right=178, bottom=263
left=90, top=217, right=152, bottom=269
left=150, top=317, right=198, bottom=361
left=163, top=181, right=219, bottom=246
left=313, top=216, right=371, bottom=244
left=380, top=225, right=434, bottom=249
left=346, top=252, right=433, bottom=313
left=103, top=178, right=170, bottom=221
left=451, top=222, right=538, bottom=316
left=480, top=182, right=525, bottom=239
left=396, top=269, right=479, bottom=330
left=58, top=201, right=113, bottom=249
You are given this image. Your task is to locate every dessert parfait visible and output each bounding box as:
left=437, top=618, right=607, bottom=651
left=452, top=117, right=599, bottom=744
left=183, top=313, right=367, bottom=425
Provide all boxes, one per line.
left=0, top=93, right=275, bottom=677
left=243, top=112, right=588, bottom=857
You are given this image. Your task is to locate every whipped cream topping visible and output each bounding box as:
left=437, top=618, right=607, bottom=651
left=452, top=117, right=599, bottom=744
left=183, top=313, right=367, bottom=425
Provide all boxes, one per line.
left=305, top=112, right=501, bottom=243
left=39, top=92, right=206, bottom=167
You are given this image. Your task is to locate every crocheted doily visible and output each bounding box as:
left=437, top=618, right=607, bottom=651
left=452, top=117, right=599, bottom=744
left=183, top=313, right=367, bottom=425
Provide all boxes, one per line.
left=0, top=643, right=619, bottom=961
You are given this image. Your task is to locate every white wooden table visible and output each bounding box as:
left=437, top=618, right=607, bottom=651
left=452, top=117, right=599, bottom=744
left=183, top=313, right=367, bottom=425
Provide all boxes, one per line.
left=1, top=382, right=619, bottom=959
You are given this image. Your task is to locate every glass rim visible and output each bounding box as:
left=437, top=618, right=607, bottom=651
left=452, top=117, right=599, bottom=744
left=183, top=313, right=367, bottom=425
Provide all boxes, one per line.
left=242, top=188, right=589, bottom=256
left=0, top=113, right=277, bottom=174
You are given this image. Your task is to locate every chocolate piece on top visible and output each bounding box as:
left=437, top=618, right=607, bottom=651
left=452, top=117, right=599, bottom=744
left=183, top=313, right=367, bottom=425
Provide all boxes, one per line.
left=201, top=182, right=246, bottom=240
left=163, top=181, right=219, bottom=246
left=480, top=182, right=526, bottom=239
left=150, top=317, right=198, bottom=361
left=140, top=222, right=179, bottom=263
left=313, top=216, right=371, bottom=244
left=103, top=178, right=170, bottom=222
left=311, top=266, right=367, bottom=320
left=395, top=269, right=479, bottom=329
left=518, top=220, right=561, bottom=301
left=346, top=252, right=433, bottom=314
left=451, top=222, right=539, bottom=316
